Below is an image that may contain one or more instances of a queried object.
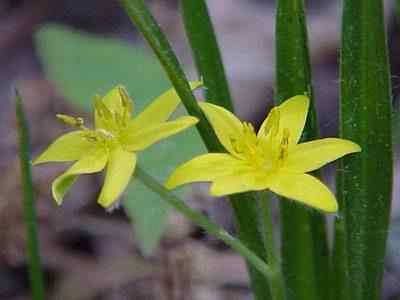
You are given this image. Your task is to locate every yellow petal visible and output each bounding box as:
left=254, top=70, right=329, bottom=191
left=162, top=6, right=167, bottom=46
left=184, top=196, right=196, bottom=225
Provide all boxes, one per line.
left=98, top=148, right=136, bottom=207
left=32, top=131, right=95, bottom=165
left=51, top=147, right=108, bottom=205
left=124, top=116, right=198, bottom=151
left=199, top=102, right=243, bottom=154
left=259, top=95, right=309, bottom=146
left=284, top=138, right=361, bottom=173
left=267, top=172, right=338, bottom=212
left=210, top=170, right=269, bottom=196
left=130, top=81, right=203, bottom=130
left=165, top=153, right=245, bottom=190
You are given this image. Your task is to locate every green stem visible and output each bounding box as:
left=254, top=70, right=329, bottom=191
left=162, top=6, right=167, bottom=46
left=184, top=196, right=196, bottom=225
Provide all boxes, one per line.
left=16, top=90, right=46, bottom=300
left=119, top=0, right=221, bottom=152
left=135, top=165, right=273, bottom=280
left=259, top=192, right=285, bottom=300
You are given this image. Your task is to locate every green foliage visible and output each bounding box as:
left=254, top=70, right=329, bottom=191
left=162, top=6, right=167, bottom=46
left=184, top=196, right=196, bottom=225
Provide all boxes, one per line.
left=336, top=1, right=393, bottom=299
left=34, top=24, right=205, bottom=254
left=35, top=25, right=169, bottom=112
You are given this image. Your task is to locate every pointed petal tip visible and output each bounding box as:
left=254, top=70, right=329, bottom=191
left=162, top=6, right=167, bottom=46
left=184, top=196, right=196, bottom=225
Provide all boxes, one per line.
left=209, top=186, right=224, bottom=197
left=164, top=180, right=175, bottom=191
left=322, top=199, right=338, bottom=213
left=280, top=94, right=310, bottom=108
left=353, top=142, right=362, bottom=152
left=183, top=116, right=199, bottom=125
left=97, top=196, right=113, bottom=208
left=189, top=81, right=204, bottom=89
left=164, top=171, right=185, bottom=190
left=51, top=185, right=64, bottom=206
left=31, top=158, right=40, bottom=166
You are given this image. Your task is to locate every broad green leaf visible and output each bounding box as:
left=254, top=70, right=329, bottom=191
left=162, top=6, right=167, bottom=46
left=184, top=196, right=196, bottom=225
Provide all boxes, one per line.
left=35, top=24, right=169, bottom=112
left=34, top=24, right=206, bottom=255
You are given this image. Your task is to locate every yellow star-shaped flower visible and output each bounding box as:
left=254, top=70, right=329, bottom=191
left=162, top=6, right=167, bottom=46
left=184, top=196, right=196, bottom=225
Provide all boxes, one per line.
left=166, top=95, right=361, bottom=212
left=33, top=83, right=200, bottom=207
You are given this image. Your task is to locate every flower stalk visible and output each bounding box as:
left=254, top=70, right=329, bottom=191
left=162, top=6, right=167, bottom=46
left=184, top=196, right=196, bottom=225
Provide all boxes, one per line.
left=259, top=191, right=286, bottom=300
left=134, top=165, right=273, bottom=280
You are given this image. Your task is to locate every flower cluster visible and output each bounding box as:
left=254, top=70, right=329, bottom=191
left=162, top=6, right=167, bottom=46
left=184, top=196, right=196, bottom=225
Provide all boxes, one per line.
left=35, top=86, right=360, bottom=212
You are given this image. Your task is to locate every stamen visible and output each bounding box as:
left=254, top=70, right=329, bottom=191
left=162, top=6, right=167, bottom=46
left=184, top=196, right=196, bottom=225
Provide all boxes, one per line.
left=118, top=86, right=133, bottom=114
left=279, top=128, right=290, bottom=161
left=97, top=129, right=115, bottom=139
left=56, top=114, right=85, bottom=129
left=93, top=95, right=112, bottom=120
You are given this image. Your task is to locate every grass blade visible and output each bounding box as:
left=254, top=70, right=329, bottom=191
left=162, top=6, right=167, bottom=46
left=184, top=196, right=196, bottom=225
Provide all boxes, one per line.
left=275, top=1, right=329, bottom=299
left=181, top=1, right=271, bottom=298
left=181, top=0, right=233, bottom=111
left=335, top=1, right=393, bottom=300
left=16, top=90, right=46, bottom=300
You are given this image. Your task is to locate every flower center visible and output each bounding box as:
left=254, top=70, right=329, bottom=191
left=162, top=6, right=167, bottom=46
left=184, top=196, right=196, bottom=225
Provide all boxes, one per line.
left=229, top=110, right=290, bottom=174
left=230, top=122, right=268, bottom=169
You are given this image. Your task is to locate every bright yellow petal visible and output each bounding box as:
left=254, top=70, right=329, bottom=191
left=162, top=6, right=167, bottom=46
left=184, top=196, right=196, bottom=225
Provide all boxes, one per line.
left=32, top=131, right=95, bottom=165
left=124, top=116, right=198, bottom=151
left=284, top=138, right=361, bottom=173
left=165, top=153, right=246, bottom=190
left=278, top=95, right=309, bottom=145
left=259, top=95, right=309, bottom=146
left=98, top=148, right=136, bottom=207
left=210, top=170, right=269, bottom=196
left=267, top=172, right=338, bottom=212
left=129, top=81, right=203, bottom=130
left=199, top=102, right=243, bottom=154
left=51, top=147, right=108, bottom=205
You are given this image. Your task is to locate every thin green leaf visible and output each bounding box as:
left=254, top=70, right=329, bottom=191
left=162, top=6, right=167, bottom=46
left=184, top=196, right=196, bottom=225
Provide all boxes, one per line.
left=275, top=1, right=329, bottom=299
left=16, top=90, right=46, bottom=300
left=334, top=1, right=393, bottom=300
left=181, top=0, right=233, bottom=111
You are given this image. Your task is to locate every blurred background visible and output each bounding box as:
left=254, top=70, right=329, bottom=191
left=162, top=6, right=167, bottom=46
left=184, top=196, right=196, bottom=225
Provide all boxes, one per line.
left=1, top=0, right=399, bottom=299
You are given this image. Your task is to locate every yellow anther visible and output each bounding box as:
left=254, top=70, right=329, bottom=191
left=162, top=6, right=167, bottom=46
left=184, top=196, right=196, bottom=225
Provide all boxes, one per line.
left=97, top=129, right=115, bottom=139
left=93, top=95, right=112, bottom=120
left=118, top=86, right=133, bottom=114
left=56, top=114, right=84, bottom=128
left=279, top=128, right=290, bottom=161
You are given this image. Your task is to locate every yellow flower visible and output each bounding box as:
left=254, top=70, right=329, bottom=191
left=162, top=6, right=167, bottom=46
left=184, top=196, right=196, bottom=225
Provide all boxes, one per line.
left=165, top=96, right=361, bottom=212
left=33, top=83, right=200, bottom=207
